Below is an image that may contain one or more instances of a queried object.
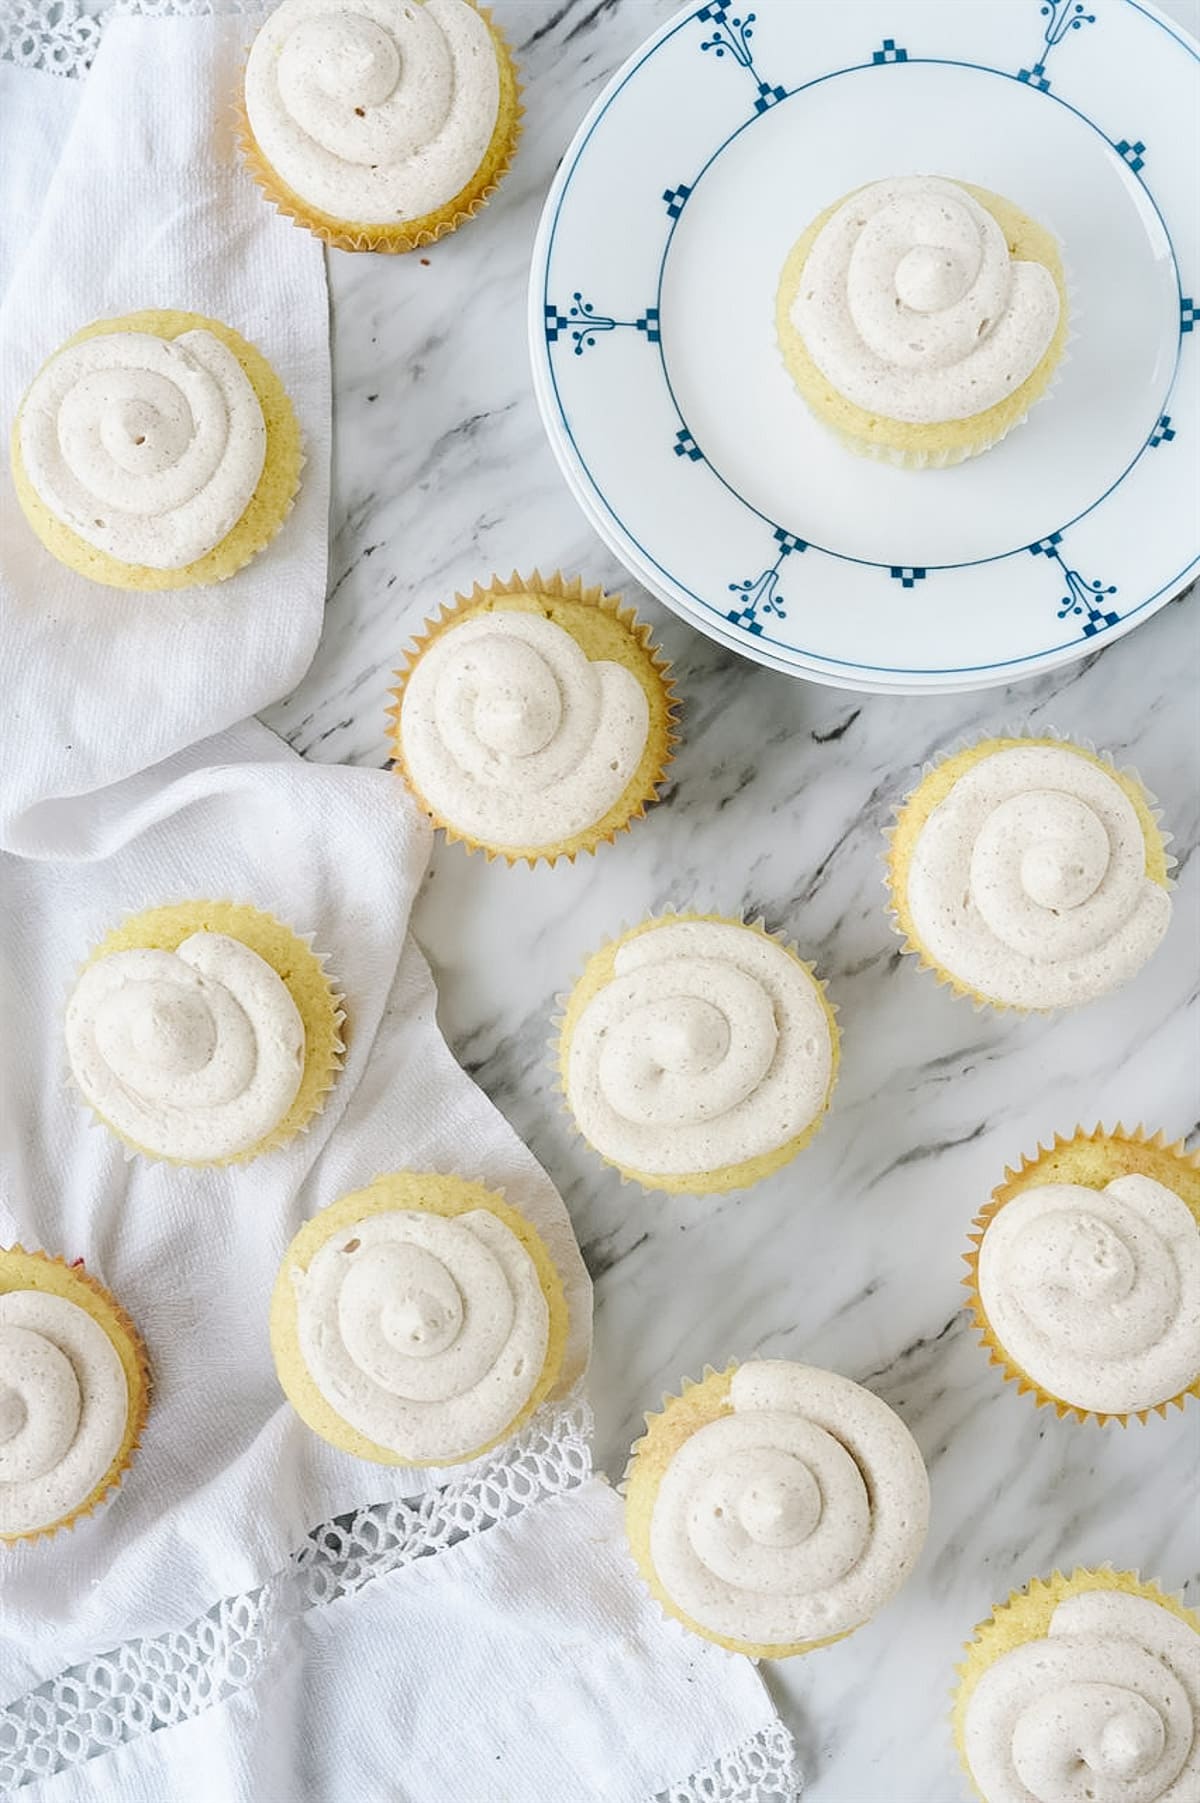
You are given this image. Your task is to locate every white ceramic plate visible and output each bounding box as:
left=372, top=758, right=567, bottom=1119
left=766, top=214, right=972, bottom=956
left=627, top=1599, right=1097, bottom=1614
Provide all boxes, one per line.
left=529, top=0, right=1199, bottom=693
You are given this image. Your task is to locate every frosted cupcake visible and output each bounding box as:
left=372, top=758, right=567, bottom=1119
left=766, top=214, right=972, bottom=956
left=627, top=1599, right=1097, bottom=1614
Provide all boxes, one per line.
left=390, top=571, right=677, bottom=865
left=239, top=0, right=521, bottom=253
left=0, top=1248, right=151, bottom=1543
left=270, top=1173, right=568, bottom=1466
left=966, top=1125, right=1200, bottom=1424
left=557, top=913, right=838, bottom=1195
left=625, top=1360, right=930, bottom=1657
left=954, top=1569, right=1200, bottom=1803
left=11, top=310, right=302, bottom=589
left=776, top=176, right=1067, bottom=467
left=887, top=736, right=1172, bottom=1011
left=65, top=902, right=343, bottom=1166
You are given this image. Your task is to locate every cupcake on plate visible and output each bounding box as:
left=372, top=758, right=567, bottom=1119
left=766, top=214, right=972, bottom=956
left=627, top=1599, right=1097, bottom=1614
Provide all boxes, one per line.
left=886, top=735, right=1172, bottom=1012
left=11, top=310, right=302, bottom=589
left=776, top=175, right=1067, bottom=467
left=965, top=1125, right=1200, bottom=1424
left=557, top=913, right=838, bottom=1195
left=239, top=0, right=521, bottom=253
left=271, top=1173, right=568, bottom=1466
left=624, top=1360, right=930, bottom=1657
left=390, top=571, right=677, bottom=865
left=954, top=1569, right=1200, bottom=1803
left=65, top=902, right=344, bottom=1167
left=0, top=1248, right=151, bottom=1544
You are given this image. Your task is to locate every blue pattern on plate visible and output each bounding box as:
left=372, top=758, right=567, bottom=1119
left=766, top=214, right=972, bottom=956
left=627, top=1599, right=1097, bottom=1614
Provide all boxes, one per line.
left=726, top=529, right=806, bottom=633
left=1018, top=0, right=1097, bottom=93
left=1029, top=534, right=1120, bottom=636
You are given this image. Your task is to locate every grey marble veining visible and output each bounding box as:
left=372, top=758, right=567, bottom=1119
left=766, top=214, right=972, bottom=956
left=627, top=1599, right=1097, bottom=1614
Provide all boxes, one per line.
left=263, top=3, right=1200, bottom=1796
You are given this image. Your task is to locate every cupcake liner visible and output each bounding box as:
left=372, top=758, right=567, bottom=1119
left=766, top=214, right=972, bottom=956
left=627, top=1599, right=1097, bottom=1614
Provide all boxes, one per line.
left=388, top=569, right=679, bottom=866
left=235, top=6, right=523, bottom=253
left=66, top=901, right=345, bottom=1168
left=11, top=310, right=304, bottom=591
left=952, top=1567, right=1200, bottom=1799
left=964, top=1123, right=1200, bottom=1425
left=552, top=911, right=840, bottom=1197
left=270, top=1172, right=568, bottom=1468
left=883, top=728, right=1173, bottom=1015
left=623, top=1363, right=852, bottom=1659
left=776, top=182, right=1072, bottom=470
left=0, top=1246, right=152, bottom=1545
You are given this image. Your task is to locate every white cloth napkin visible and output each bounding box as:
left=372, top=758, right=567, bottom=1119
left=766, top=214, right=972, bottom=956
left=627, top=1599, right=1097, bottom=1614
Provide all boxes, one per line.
left=0, top=12, right=797, bottom=1800
left=0, top=12, right=331, bottom=851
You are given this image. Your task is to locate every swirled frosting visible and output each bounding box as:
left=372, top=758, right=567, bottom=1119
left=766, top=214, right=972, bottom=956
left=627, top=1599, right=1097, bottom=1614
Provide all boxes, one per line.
left=0, top=1291, right=129, bottom=1537
left=964, top=1588, right=1200, bottom=1803
left=905, top=746, right=1171, bottom=1010
left=292, top=1207, right=549, bottom=1462
left=791, top=176, right=1061, bottom=423
left=19, top=330, right=266, bottom=568
left=244, top=0, right=500, bottom=224
left=66, top=933, right=305, bottom=1162
left=566, top=920, right=833, bottom=1178
left=399, top=610, right=650, bottom=849
left=649, top=1362, right=929, bottom=1645
left=978, top=1176, right=1200, bottom=1415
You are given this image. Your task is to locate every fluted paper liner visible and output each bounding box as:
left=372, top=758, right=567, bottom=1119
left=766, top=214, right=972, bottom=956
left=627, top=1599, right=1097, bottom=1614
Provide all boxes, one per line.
left=269, top=1172, right=568, bottom=1467
left=11, top=310, right=303, bottom=590
left=964, top=1124, right=1200, bottom=1425
left=235, top=6, right=522, bottom=254
left=0, top=1247, right=152, bottom=1545
left=68, top=901, right=345, bottom=1167
left=623, top=1362, right=852, bottom=1660
left=884, top=731, right=1173, bottom=1014
left=776, top=181, right=1072, bottom=469
left=553, top=911, right=840, bottom=1196
left=388, top=569, right=679, bottom=865
left=951, top=1568, right=1200, bottom=1801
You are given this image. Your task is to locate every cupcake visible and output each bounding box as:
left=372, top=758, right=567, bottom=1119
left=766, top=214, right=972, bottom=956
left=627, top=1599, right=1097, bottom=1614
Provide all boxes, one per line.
left=239, top=0, right=521, bottom=253
left=966, top=1125, right=1200, bottom=1424
left=0, top=1248, right=151, bottom=1543
left=775, top=176, right=1067, bottom=467
left=390, top=571, right=677, bottom=865
left=65, top=902, right=343, bottom=1166
left=624, top=1360, right=930, bottom=1657
left=886, top=735, right=1172, bottom=1012
left=11, top=310, right=302, bottom=589
left=270, top=1172, right=568, bottom=1466
left=557, top=913, right=838, bottom=1195
left=954, top=1569, right=1200, bottom=1803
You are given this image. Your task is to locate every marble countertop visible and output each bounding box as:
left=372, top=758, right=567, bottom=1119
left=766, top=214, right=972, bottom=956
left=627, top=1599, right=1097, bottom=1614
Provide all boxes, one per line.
left=263, top=3, right=1200, bottom=1796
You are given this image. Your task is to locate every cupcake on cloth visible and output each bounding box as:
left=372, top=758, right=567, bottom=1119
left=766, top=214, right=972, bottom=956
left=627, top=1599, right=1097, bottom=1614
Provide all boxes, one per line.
left=65, top=902, right=344, bottom=1167
left=270, top=1173, right=569, bottom=1467
left=775, top=176, right=1067, bottom=467
left=886, top=734, right=1172, bottom=1012
left=0, top=1247, right=151, bottom=1544
left=390, top=571, right=677, bottom=865
left=11, top=310, right=303, bottom=590
left=624, top=1360, right=930, bottom=1657
left=953, top=1569, right=1200, bottom=1803
left=965, top=1125, right=1200, bottom=1424
left=239, top=0, right=521, bottom=253
left=556, top=913, right=838, bottom=1195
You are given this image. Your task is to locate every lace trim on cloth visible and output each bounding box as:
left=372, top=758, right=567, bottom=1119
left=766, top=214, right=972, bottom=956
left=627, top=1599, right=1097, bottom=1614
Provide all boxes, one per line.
left=0, top=1403, right=592, bottom=1791
left=660, top=1722, right=803, bottom=1803
left=0, top=0, right=262, bottom=78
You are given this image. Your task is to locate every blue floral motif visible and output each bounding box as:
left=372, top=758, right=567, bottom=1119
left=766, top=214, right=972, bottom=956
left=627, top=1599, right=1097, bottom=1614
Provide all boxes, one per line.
left=545, top=294, right=660, bottom=357
left=1029, top=534, right=1119, bottom=636
left=1018, top=0, right=1096, bottom=91
left=695, top=5, right=786, bottom=112
left=726, top=528, right=806, bottom=633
